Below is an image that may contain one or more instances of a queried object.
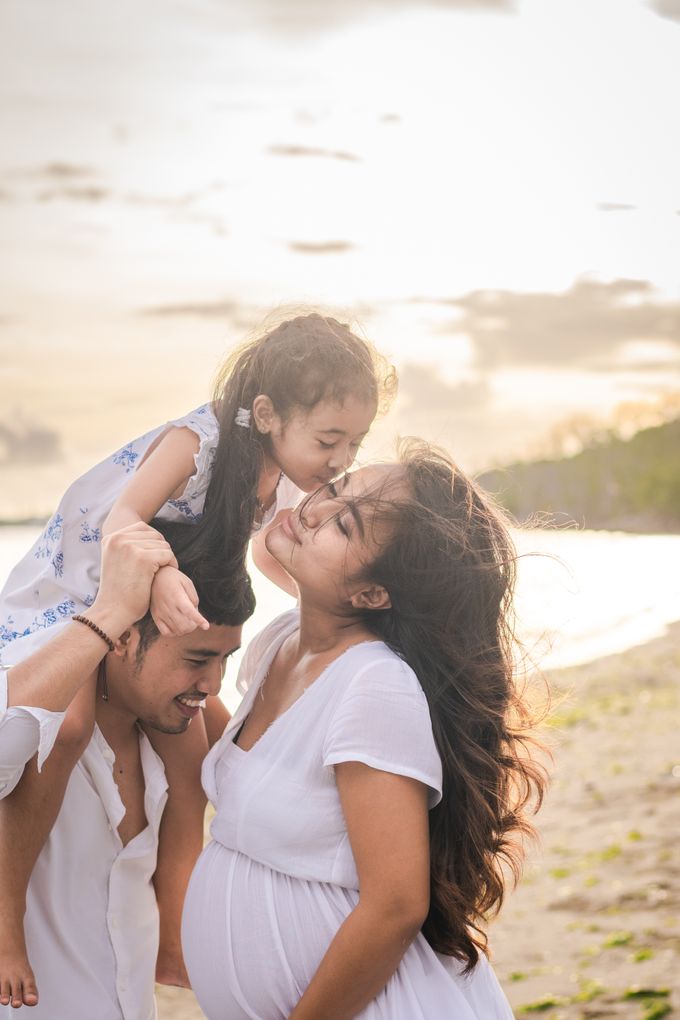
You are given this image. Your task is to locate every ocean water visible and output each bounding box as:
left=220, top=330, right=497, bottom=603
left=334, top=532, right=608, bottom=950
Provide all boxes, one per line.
left=2, top=525, right=680, bottom=711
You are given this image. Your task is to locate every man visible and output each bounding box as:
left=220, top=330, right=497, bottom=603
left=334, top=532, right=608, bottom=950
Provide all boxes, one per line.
left=0, top=523, right=250, bottom=1018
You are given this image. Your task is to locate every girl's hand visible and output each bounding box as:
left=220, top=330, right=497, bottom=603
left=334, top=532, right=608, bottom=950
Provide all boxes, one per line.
left=150, top=566, right=209, bottom=636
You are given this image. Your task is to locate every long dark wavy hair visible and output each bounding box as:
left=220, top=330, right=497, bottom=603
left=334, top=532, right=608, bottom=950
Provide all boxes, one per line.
left=158, top=313, right=396, bottom=610
left=347, top=441, right=548, bottom=971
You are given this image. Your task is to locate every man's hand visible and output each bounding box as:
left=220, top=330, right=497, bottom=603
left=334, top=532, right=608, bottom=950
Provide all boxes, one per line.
left=88, top=523, right=178, bottom=639
left=150, top=566, right=209, bottom=636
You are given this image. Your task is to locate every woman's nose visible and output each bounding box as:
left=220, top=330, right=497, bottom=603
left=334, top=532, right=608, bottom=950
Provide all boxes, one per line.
left=300, top=490, right=336, bottom=529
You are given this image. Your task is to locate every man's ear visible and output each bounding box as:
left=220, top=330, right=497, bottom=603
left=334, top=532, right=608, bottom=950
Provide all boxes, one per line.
left=113, top=628, right=134, bottom=657
left=349, top=584, right=391, bottom=612
left=252, top=394, right=276, bottom=435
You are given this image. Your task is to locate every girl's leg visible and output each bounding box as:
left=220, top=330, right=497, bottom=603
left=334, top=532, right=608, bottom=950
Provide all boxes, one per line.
left=0, top=679, right=95, bottom=1008
left=145, top=713, right=210, bottom=988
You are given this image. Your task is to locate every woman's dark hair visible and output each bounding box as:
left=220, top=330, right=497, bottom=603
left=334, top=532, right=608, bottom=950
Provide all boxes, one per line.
left=351, top=441, right=547, bottom=971
left=156, top=312, right=396, bottom=606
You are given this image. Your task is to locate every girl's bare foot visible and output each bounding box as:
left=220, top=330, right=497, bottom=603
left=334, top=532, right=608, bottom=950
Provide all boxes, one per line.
left=0, top=946, right=39, bottom=1008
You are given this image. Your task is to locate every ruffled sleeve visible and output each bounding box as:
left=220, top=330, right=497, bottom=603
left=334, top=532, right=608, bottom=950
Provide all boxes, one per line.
left=160, top=405, right=219, bottom=521
left=322, top=653, right=443, bottom=808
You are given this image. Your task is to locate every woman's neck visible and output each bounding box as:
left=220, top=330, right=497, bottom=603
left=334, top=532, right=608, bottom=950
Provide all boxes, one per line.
left=295, top=599, right=375, bottom=658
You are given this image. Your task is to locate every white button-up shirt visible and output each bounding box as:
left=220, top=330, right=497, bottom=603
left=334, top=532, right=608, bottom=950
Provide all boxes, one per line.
left=0, top=669, right=168, bottom=1020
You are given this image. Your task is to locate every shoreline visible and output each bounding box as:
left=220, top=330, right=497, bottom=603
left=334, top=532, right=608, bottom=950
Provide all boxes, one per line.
left=157, top=624, right=680, bottom=1019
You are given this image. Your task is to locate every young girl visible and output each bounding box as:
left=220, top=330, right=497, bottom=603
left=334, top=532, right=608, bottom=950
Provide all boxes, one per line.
left=0, top=311, right=397, bottom=1008
left=182, top=446, right=547, bottom=1019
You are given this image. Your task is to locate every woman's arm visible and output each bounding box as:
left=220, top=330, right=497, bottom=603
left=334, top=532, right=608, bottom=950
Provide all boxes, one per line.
left=288, top=763, right=430, bottom=1020
left=102, top=427, right=200, bottom=535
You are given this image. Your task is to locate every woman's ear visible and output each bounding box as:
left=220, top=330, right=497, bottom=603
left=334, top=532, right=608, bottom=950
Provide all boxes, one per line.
left=349, top=584, right=391, bottom=612
left=252, top=395, right=276, bottom=435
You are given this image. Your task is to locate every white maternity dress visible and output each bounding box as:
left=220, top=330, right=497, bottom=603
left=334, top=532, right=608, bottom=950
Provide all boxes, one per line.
left=0, top=405, right=301, bottom=666
left=182, top=610, right=514, bottom=1020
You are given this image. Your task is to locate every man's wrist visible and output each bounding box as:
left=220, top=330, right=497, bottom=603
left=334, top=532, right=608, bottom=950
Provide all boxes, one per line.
left=85, top=604, right=134, bottom=642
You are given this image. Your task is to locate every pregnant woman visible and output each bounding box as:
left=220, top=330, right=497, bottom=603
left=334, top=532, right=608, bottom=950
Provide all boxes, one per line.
left=182, top=442, right=546, bottom=1019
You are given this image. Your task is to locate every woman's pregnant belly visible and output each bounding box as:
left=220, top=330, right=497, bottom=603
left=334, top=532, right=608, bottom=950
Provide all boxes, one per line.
left=182, top=840, right=515, bottom=1020
left=182, top=840, right=358, bottom=1020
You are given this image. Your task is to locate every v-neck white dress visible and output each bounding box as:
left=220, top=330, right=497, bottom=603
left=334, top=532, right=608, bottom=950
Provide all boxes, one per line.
left=182, top=610, right=514, bottom=1020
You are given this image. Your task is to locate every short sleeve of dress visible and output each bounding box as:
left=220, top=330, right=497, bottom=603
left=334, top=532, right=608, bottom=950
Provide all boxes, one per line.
left=322, top=654, right=443, bottom=809
left=159, top=405, right=219, bottom=522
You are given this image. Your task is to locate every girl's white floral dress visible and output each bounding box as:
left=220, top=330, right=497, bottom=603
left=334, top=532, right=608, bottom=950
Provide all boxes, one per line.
left=0, top=405, right=301, bottom=667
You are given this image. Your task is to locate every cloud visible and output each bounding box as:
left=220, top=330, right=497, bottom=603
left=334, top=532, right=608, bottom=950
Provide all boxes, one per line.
left=32, top=163, right=98, bottom=180
left=37, top=187, right=110, bottom=203
left=596, top=201, right=637, bottom=212
left=447, top=278, right=680, bottom=368
left=267, top=145, right=360, bottom=162
left=0, top=422, right=62, bottom=465
left=141, top=300, right=239, bottom=319
left=123, top=191, right=199, bottom=208
left=220, top=0, right=513, bottom=34
left=398, top=363, right=489, bottom=413
left=648, top=0, right=680, bottom=22
left=288, top=240, right=355, bottom=254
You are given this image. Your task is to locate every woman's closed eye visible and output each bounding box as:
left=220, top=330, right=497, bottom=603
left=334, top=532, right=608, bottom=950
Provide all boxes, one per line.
left=335, top=512, right=350, bottom=538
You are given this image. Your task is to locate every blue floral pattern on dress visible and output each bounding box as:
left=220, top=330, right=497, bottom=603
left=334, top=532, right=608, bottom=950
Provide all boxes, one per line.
left=166, top=499, right=203, bottom=523
left=34, top=513, right=64, bottom=559
left=52, top=552, right=64, bottom=578
left=0, top=617, right=30, bottom=645
left=79, top=522, right=101, bottom=543
left=112, top=444, right=139, bottom=473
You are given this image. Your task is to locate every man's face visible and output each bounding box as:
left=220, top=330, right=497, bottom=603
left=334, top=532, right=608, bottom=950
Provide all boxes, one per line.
left=113, top=623, right=242, bottom=734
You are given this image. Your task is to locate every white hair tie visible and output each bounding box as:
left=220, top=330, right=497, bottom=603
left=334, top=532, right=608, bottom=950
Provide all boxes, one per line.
left=234, top=407, right=252, bottom=428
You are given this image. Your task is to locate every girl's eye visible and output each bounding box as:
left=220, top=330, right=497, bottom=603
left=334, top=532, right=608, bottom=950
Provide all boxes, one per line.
left=318, top=440, right=336, bottom=450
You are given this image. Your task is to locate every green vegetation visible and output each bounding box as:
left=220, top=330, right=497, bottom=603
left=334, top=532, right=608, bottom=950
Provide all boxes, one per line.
left=479, top=417, right=680, bottom=531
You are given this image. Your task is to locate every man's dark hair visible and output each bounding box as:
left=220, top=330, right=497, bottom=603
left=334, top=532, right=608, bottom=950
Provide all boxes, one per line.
left=135, top=516, right=255, bottom=657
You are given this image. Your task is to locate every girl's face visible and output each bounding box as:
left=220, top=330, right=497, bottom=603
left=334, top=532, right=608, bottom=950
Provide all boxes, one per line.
left=260, top=395, right=377, bottom=493
left=265, top=464, right=403, bottom=611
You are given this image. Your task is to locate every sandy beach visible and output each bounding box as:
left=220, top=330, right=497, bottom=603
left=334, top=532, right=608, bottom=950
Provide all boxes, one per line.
left=156, top=624, right=680, bottom=1019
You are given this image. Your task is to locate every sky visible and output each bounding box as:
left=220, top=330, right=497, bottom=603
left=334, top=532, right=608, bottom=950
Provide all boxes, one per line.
left=1, top=0, right=679, bottom=518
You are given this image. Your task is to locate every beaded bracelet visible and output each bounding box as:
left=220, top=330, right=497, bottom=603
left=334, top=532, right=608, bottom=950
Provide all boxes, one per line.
left=72, top=614, right=115, bottom=652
